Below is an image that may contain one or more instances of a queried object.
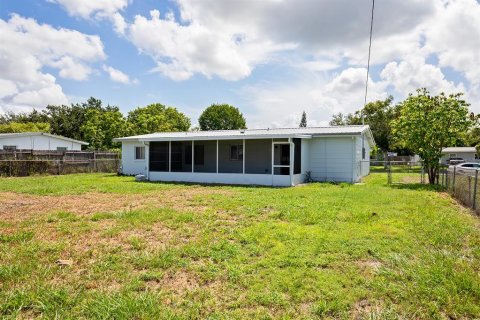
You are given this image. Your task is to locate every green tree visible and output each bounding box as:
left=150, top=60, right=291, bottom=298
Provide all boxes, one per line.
left=0, top=122, right=50, bottom=133
left=299, top=111, right=307, bottom=127
left=198, top=104, right=246, bottom=131
left=127, top=103, right=190, bottom=135
left=81, top=106, right=128, bottom=150
left=330, top=97, right=396, bottom=154
left=392, top=89, right=472, bottom=184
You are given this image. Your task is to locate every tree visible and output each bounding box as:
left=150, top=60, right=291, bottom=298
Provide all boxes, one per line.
left=127, top=103, right=191, bottom=135
left=0, top=122, right=50, bottom=133
left=329, top=97, right=395, bottom=154
left=392, top=89, right=472, bottom=184
left=198, top=104, right=246, bottom=130
left=81, top=106, right=128, bottom=150
left=299, top=111, right=307, bottom=127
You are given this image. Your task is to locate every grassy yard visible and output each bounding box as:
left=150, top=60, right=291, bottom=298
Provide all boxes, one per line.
left=0, top=173, right=479, bottom=319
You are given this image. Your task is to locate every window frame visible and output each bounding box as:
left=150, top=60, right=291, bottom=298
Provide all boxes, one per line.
left=3, top=145, right=17, bottom=151
left=134, top=146, right=146, bottom=161
left=230, top=144, right=243, bottom=161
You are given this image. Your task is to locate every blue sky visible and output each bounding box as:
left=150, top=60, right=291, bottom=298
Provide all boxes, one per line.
left=1, top=0, right=479, bottom=128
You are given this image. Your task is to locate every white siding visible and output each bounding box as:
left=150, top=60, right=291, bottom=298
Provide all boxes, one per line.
left=440, top=152, right=477, bottom=164
left=354, top=134, right=370, bottom=180
left=149, top=172, right=291, bottom=186
left=308, top=137, right=355, bottom=182
left=0, top=135, right=82, bottom=150
left=120, top=141, right=149, bottom=176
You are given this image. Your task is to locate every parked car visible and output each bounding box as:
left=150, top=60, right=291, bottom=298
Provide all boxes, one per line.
left=447, top=157, right=465, bottom=165
left=450, top=162, right=480, bottom=175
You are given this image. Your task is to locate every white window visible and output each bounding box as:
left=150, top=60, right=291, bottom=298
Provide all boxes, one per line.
left=3, top=145, right=17, bottom=151
left=135, top=146, right=145, bottom=160
left=230, top=145, right=243, bottom=161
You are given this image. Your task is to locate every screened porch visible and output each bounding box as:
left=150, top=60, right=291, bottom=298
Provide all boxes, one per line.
left=146, top=138, right=302, bottom=185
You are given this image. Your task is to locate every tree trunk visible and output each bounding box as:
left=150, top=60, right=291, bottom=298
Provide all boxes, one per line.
left=427, top=166, right=437, bottom=184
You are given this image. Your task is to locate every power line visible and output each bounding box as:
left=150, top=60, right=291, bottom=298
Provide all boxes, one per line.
left=363, top=0, right=375, bottom=125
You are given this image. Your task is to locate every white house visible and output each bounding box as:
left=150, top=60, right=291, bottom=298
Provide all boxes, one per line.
left=0, top=132, right=88, bottom=151
left=441, top=147, right=478, bottom=164
left=114, top=126, right=374, bottom=186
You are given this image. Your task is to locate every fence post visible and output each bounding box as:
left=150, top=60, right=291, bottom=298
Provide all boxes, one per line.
left=473, top=170, right=478, bottom=210
left=453, top=166, right=456, bottom=193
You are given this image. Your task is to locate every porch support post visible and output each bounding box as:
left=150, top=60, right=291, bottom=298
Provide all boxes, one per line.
left=191, top=140, right=194, bottom=173
left=216, top=140, right=219, bottom=174
left=168, top=141, right=171, bottom=172
left=271, top=139, right=274, bottom=176
left=289, top=138, right=294, bottom=186
left=242, top=139, right=245, bottom=174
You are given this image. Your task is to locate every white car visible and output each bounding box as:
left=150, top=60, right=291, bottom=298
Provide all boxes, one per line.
left=452, top=162, right=480, bottom=175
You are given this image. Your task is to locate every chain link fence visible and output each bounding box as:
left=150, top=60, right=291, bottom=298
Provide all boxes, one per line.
left=438, top=166, right=480, bottom=214
left=368, top=160, right=425, bottom=184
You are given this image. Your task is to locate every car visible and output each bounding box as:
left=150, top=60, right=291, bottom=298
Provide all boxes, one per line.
left=447, top=157, right=465, bottom=165
left=450, top=162, right=480, bottom=175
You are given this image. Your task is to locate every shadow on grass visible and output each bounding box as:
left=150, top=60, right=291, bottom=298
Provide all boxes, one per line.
left=389, top=182, right=444, bottom=191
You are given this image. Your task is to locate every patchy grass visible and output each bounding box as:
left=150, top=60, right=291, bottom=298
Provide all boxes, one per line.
left=0, top=173, right=479, bottom=319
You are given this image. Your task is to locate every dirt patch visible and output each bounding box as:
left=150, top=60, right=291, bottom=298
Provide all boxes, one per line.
left=0, top=188, right=235, bottom=222
left=401, top=176, right=422, bottom=184
left=356, top=260, right=382, bottom=275
left=352, top=299, right=383, bottom=319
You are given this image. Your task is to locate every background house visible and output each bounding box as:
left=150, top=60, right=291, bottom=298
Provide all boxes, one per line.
left=0, top=132, right=88, bottom=151
left=114, top=126, right=375, bottom=186
left=441, top=147, right=478, bottom=164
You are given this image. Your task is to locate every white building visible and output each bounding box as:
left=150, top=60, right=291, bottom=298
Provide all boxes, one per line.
left=441, top=147, right=478, bottom=164
left=0, top=132, right=88, bottom=151
left=114, top=126, right=374, bottom=186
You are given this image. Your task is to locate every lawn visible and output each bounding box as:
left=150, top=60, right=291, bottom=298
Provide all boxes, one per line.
left=0, top=173, right=479, bottom=319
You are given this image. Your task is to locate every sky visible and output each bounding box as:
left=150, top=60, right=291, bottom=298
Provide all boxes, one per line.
left=1, top=0, right=479, bottom=128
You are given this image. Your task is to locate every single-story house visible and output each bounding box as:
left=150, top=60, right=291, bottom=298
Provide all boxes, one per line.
left=113, top=125, right=375, bottom=186
left=441, top=147, right=478, bottom=164
left=0, top=132, right=88, bottom=151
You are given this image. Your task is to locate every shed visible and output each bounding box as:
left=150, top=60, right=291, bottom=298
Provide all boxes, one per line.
left=114, top=126, right=375, bottom=186
left=441, top=147, right=478, bottom=164
left=0, top=132, right=88, bottom=151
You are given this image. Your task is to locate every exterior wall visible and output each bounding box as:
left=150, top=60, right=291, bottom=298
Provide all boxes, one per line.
left=149, top=171, right=291, bottom=186
left=355, top=134, right=370, bottom=180
left=218, top=139, right=243, bottom=173
left=440, top=152, right=477, bottom=164
left=0, top=135, right=82, bottom=151
left=194, top=140, right=216, bottom=173
left=245, top=139, right=271, bottom=174
left=307, top=137, right=355, bottom=182
left=121, top=141, right=149, bottom=176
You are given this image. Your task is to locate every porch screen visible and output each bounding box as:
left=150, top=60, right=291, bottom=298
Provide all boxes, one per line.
left=149, top=142, right=168, bottom=172
left=171, top=141, right=192, bottom=172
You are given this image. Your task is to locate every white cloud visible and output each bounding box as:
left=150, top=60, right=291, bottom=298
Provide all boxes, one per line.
left=380, top=56, right=465, bottom=97
left=125, top=9, right=292, bottom=81
left=242, top=68, right=388, bottom=128
left=0, top=14, right=106, bottom=112
left=48, top=0, right=128, bottom=19
left=102, top=65, right=137, bottom=84
left=424, top=0, right=480, bottom=85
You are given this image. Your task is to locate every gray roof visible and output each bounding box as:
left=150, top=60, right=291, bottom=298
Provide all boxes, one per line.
left=0, top=132, right=89, bottom=145
left=442, top=147, right=477, bottom=153
left=114, top=125, right=375, bottom=146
